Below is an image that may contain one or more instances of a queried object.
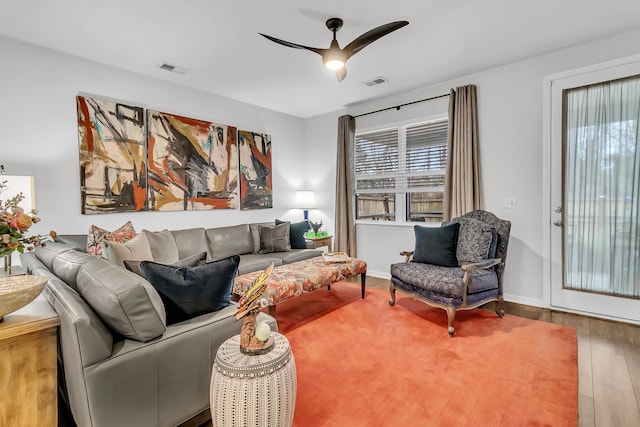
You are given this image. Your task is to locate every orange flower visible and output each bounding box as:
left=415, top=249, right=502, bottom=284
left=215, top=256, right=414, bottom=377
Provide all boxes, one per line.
left=10, top=213, right=33, bottom=230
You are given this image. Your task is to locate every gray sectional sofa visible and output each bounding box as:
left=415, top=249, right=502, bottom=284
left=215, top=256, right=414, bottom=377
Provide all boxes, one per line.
left=20, top=222, right=322, bottom=427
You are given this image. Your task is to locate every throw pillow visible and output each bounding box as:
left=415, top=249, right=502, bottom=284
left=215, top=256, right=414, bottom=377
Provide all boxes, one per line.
left=276, top=219, right=308, bottom=249
left=443, top=217, right=496, bottom=264
left=76, top=255, right=167, bottom=342
left=102, top=232, right=153, bottom=268
left=259, top=222, right=291, bottom=253
left=143, top=229, right=180, bottom=264
left=124, top=251, right=207, bottom=278
left=87, top=221, right=136, bottom=256
left=412, top=223, right=460, bottom=267
left=140, top=255, right=240, bottom=325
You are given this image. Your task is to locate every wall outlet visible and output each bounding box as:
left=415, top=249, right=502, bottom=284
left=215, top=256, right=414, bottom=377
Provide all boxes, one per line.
left=503, top=197, right=517, bottom=209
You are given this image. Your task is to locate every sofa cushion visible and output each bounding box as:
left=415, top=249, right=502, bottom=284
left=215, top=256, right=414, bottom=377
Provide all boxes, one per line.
left=124, top=252, right=206, bottom=278
left=259, top=222, right=291, bottom=253
left=35, top=241, right=76, bottom=271
left=413, top=223, right=459, bottom=267
left=76, top=256, right=166, bottom=342
left=237, top=254, right=283, bottom=276
left=206, top=224, right=254, bottom=260
left=143, top=229, right=180, bottom=264
left=445, top=217, right=496, bottom=265
left=87, top=221, right=136, bottom=256
left=52, top=249, right=94, bottom=292
left=276, top=219, right=308, bottom=249
left=266, top=249, right=323, bottom=265
left=140, top=256, right=240, bottom=325
left=171, top=228, right=211, bottom=261
left=103, top=232, right=154, bottom=268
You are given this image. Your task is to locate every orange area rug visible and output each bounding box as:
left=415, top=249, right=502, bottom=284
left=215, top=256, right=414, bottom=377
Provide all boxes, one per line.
left=276, top=282, right=578, bottom=427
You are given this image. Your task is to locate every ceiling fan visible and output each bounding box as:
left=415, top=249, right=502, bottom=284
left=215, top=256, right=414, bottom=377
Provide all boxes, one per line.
left=259, top=18, right=409, bottom=82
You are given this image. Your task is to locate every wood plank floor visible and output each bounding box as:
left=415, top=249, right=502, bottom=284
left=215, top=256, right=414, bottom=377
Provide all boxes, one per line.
left=61, top=275, right=640, bottom=427
left=357, top=275, right=640, bottom=427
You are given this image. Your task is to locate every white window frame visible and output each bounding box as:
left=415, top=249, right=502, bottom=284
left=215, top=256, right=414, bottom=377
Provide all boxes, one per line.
left=354, top=113, right=448, bottom=226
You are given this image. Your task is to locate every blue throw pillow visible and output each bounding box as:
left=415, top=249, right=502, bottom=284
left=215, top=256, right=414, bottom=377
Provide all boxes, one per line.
left=276, top=219, right=308, bottom=249
left=412, top=223, right=460, bottom=267
left=140, top=255, right=240, bottom=325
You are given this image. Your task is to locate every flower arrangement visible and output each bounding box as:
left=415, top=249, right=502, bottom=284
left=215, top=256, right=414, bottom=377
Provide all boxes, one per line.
left=0, top=179, right=43, bottom=259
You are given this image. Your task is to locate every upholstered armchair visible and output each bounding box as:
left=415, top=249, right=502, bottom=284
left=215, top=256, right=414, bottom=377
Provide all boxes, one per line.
left=389, top=210, right=511, bottom=337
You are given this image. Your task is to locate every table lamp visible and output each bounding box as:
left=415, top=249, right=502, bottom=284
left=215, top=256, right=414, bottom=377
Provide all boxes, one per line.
left=295, top=190, right=316, bottom=221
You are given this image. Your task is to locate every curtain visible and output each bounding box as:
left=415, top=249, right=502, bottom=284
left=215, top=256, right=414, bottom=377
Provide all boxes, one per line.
left=564, top=75, right=640, bottom=298
left=334, top=115, right=357, bottom=256
left=443, top=84, right=482, bottom=220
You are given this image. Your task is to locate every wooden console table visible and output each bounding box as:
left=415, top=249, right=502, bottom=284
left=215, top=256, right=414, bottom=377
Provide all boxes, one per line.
left=0, top=294, right=60, bottom=426
left=305, top=234, right=333, bottom=251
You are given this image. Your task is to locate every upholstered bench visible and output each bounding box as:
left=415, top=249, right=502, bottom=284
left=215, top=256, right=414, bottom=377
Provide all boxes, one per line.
left=233, top=256, right=367, bottom=316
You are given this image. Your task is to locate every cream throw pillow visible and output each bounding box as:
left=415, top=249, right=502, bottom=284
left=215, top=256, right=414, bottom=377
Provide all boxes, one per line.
left=103, top=233, right=153, bottom=268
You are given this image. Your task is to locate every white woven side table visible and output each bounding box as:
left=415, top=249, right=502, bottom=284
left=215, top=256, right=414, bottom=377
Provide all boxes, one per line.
left=210, top=332, right=297, bottom=427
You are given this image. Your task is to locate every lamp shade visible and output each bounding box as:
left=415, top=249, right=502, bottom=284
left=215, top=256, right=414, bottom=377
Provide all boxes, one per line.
left=1, top=175, right=35, bottom=211
left=295, top=190, right=316, bottom=209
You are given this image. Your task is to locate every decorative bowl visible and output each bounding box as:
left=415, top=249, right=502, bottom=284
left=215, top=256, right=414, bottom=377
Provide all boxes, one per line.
left=0, top=275, right=48, bottom=322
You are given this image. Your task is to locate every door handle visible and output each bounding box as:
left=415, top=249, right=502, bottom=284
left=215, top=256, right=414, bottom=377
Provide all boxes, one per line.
left=554, top=220, right=563, bottom=227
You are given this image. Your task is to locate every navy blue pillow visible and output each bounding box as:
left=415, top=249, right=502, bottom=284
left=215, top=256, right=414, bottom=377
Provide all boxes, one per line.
left=140, top=255, right=240, bottom=325
left=275, top=219, right=308, bottom=249
left=412, top=223, right=460, bottom=267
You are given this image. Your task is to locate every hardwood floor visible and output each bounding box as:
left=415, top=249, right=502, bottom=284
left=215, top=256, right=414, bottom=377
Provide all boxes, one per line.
left=61, top=275, right=640, bottom=426
left=356, top=275, right=640, bottom=427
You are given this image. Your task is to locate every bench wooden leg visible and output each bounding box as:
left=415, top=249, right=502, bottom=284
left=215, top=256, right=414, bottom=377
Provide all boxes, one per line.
left=361, top=273, right=366, bottom=298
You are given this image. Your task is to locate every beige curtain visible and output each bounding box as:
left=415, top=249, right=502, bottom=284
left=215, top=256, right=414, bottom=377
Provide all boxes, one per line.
left=334, top=115, right=357, bottom=256
left=443, top=84, right=482, bottom=220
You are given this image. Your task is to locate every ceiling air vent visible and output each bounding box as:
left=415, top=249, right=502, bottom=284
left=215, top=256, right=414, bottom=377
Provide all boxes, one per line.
left=159, top=62, right=189, bottom=75
left=364, top=76, right=388, bottom=87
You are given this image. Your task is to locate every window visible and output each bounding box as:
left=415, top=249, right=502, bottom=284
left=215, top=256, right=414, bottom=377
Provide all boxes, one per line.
left=354, top=117, right=448, bottom=222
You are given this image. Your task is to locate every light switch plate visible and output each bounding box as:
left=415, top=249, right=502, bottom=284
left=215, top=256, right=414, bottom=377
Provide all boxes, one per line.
left=503, top=197, right=517, bottom=209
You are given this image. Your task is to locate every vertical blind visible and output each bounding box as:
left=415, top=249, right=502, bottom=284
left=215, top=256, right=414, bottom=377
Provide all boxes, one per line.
left=354, top=118, right=448, bottom=194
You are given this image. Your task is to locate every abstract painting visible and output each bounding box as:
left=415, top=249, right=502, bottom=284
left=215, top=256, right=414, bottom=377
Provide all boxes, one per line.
left=77, top=96, right=147, bottom=214
left=238, top=130, right=272, bottom=210
left=146, top=110, right=238, bottom=211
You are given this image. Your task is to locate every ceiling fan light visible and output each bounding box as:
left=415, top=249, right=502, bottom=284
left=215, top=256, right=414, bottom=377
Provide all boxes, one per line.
left=324, top=59, right=345, bottom=70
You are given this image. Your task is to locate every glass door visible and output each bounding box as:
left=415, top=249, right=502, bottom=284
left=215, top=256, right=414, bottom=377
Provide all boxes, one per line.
left=549, top=59, right=640, bottom=323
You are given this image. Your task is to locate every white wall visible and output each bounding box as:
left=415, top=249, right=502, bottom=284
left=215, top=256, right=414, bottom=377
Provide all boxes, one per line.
left=1, top=36, right=309, bottom=249
left=306, top=26, right=640, bottom=307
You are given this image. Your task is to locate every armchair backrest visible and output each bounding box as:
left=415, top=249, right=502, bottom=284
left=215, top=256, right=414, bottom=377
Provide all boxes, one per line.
left=456, top=210, right=511, bottom=291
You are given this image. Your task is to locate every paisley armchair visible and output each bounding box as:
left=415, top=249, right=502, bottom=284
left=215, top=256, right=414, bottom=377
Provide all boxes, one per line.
left=389, top=210, right=511, bottom=337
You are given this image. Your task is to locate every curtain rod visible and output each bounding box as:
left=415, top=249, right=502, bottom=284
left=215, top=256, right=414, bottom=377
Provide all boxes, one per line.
left=354, top=93, right=450, bottom=118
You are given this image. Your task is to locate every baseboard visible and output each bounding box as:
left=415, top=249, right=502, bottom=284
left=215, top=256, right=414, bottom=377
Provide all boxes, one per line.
left=503, top=294, right=546, bottom=308
left=367, top=270, right=390, bottom=280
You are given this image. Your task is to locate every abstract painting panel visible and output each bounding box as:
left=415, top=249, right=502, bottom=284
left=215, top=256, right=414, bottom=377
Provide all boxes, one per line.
left=239, top=130, right=272, bottom=210
left=146, top=110, right=238, bottom=211
left=77, top=96, right=147, bottom=214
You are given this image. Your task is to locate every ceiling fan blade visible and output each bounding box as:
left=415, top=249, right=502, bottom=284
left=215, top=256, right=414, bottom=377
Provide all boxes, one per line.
left=258, top=33, right=324, bottom=55
left=336, top=67, right=347, bottom=82
left=343, top=21, right=409, bottom=58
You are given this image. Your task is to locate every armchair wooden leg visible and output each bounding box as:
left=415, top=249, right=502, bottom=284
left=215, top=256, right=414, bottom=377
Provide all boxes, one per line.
left=389, top=285, right=397, bottom=306
left=445, top=306, right=456, bottom=338
left=496, top=296, right=505, bottom=318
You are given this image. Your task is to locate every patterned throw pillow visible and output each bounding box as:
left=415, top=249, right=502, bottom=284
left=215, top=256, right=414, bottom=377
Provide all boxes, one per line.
left=87, top=221, right=136, bottom=256
left=444, top=217, right=495, bottom=265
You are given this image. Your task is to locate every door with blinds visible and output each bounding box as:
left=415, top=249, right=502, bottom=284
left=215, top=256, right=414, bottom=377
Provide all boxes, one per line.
left=548, top=57, right=640, bottom=322
left=354, top=116, right=448, bottom=223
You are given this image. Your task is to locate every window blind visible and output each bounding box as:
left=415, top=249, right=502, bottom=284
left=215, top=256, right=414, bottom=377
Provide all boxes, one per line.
left=355, top=118, right=448, bottom=194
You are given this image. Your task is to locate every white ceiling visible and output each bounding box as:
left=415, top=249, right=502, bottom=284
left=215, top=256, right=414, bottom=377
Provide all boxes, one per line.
left=2, top=0, right=640, bottom=118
